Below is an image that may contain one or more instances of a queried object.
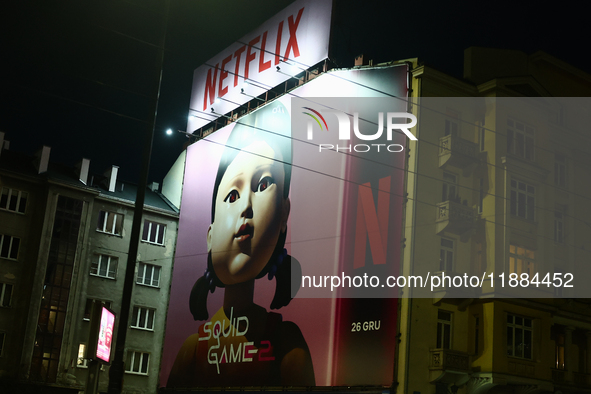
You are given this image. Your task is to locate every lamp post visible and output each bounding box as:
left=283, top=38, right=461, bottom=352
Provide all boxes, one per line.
left=107, top=1, right=170, bottom=392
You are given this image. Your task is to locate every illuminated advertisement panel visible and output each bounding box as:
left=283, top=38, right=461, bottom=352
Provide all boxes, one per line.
left=187, top=0, right=332, bottom=131
left=96, top=306, right=115, bottom=363
left=161, top=65, right=409, bottom=387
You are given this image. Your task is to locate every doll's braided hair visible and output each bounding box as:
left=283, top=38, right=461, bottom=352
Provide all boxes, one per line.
left=189, top=101, right=301, bottom=321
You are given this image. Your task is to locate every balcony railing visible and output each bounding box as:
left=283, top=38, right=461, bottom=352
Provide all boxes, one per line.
left=430, top=349, right=471, bottom=372
left=439, top=134, right=479, bottom=171
left=436, top=200, right=475, bottom=237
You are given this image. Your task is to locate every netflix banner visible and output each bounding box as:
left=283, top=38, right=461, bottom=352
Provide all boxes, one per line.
left=161, top=65, right=409, bottom=388
left=187, top=0, right=332, bottom=132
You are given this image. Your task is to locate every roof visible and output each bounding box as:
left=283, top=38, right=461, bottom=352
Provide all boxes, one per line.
left=0, top=148, right=178, bottom=214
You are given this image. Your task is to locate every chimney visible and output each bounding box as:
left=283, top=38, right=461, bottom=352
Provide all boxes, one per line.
left=148, top=182, right=160, bottom=192
left=35, top=146, right=51, bottom=174
left=354, top=54, right=373, bottom=67
left=75, top=158, right=91, bottom=185
left=104, top=165, right=119, bottom=192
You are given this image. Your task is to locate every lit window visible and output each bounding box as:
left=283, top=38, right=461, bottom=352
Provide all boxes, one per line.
left=506, top=119, right=534, bottom=160
left=131, top=307, right=155, bottom=331
left=509, top=245, right=535, bottom=276
left=0, top=234, right=20, bottom=260
left=0, top=187, right=28, bottom=214
left=142, top=220, right=166, bottom=245
left=510, top=179, right=535, bottom=221
left=507, top=314, right=532, bottom=359
left=136, top=263, right=161, bottom=288
left=442, top=172, right=458, bottom=202
left=126, top=351, right=149, bottom=375
left=0, top=283, right=13, bottom=307
left=77, top=344, right=88, bottom=368
left=437, top=310, right=452, bottom=349
left=97, top=211, right=123, bottom=235
left=554, top=154, right=566, bottom=187
left=439, top=238, right=454, bottom=271
left=555, top=331, right=565, bottom=369
left=90, top=254, right=117, bottom=279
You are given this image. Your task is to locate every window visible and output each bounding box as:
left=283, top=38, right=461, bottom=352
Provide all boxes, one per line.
left=142, top=220, right=166, bottom=245
left=554, top=211, right=564, bottom=244
left=474, top=316, right=480, bottom=355
left=437, top=310, right=452, bottom=349
left=442, top=172, right=458, bottom=202
left=0, top=234, right=20, bottom=260
left=478, top=179, right=484, bottom=214
left=510, top=179, right=535, bottom=221
left=84, top=299, right=112, bottom=321
left=0, top=332, right=5, bottom=357
left=440, top=238, right=454, bottom=271
left=131, top=306, right=155, bottom=330
left=77, top=344, right=88, bottom=368
left=0, top=187, right=28, bottom=213
left=136, top=263, right=161, bottom=287
left=479, top=120, right=486, bottom=151
left=97, top=211, right=123, bottom=235
left=506, top=119, right=534, bottom=160
left=90, top=254, right=118, bottom=279
left=509, top=245, right=535, bottom=276
left=444, top=119, right=458, bottom=136
left=507, top=314, right=532, bottom=359
left=555, top=332, right=565, bottom=369
left=554, top=154, right=566, bottom=187
left=0, top=283, right=13, bottom=307
left=126, top=351, right=149, bottom=375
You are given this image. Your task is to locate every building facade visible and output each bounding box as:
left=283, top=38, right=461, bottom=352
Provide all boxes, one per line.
left=0, top=140, right=179, bottom=393
left=397, top=48, right=591, bottom=394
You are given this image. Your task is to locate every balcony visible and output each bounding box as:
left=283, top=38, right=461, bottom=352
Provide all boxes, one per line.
left=429, top=349, right=471, bottom=385
left=439, top=135, right=479, bottom=174
left=436, top=200, right=475, bottom=239
left=552, top=369, right=591, bottom=387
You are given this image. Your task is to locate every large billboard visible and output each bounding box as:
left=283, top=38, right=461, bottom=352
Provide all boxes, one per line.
left=187, top=0, right=332, bottom=132
left=161, top=65, right=410, bottom=388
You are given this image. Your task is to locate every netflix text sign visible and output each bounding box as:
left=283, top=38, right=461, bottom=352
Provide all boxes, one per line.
left=187, top=0, right=331, bottom=131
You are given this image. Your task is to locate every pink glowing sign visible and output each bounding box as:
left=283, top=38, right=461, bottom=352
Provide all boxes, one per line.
left=96, top=306, right=115, bottom=363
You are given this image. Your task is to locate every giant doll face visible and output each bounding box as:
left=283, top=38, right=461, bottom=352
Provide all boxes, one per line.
left=208, top=140, right=289, bottom=285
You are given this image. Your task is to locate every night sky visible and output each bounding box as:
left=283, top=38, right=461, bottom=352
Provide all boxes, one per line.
left=1, top=1, right=588, bottom=183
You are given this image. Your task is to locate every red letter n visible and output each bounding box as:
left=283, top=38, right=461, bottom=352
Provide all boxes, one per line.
left=353, top=176, right=391, bottom=269
left=203, top=63, right=219, bottom=111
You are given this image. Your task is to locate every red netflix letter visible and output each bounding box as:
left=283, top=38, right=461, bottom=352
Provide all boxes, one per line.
left=353, top=176, right=391, bottom=269
left=244, top=36, right=260, bottom=80
left=218, top=54, right=233, bottom=98
left=275, top=21, right=283, bottom=65
left=284, top=8, right=304, bottom=61
left=203, top=63, right=219, bottom=111
left=233, top=45, right=246, bottom=87
left=259, top=31, right=271, bottom=72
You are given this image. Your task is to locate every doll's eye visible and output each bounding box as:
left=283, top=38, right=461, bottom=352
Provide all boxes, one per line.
left=257, top=176, right=275, bottom=193
left=224, top=190, right=240, bottom=203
